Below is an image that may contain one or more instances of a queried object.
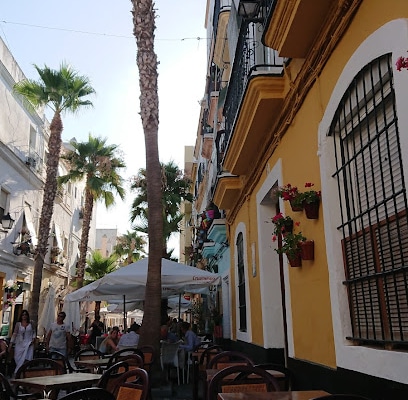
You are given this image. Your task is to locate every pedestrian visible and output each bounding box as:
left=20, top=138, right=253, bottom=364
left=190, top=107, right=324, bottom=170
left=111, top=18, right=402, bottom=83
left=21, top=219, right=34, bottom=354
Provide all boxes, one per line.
left=10, top=309, right=36, bottom=373
left=117, top=323, right=140, bottom=349
left=45, top=311, right=71, bottom=357
left=179, top=322, right=201, bottom=352
left=89, top=315, right=104, bottom=347
left=99, top=326, right=120, bottom=354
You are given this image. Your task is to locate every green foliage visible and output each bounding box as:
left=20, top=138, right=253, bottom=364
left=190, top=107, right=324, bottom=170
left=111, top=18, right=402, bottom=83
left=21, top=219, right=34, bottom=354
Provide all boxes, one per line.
left=84, top=251, right=118, bottom=285
left=130, top=160, right=193, bottom=256
left=114, top=230, right=146, bottom=265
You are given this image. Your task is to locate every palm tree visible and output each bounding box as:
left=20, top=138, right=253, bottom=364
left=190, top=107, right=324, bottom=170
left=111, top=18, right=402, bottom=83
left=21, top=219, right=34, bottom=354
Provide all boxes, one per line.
left=59, top=134, right=126, bottom=288
left=131, top=0, right=163, bottom=353
left=130, top=161, right=193, bottom=257
left=114, top=231, right=146, bottom=265
left=13, top=63, right=95, bottom=325
left=84, top=251, right=118, bottom=319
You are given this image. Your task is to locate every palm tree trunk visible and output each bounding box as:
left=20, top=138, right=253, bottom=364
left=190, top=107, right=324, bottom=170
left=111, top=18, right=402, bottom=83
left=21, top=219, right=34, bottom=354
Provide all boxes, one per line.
left=131, top=0, right=163, bottom=358
left=76, top=185, right=94, bottom=288
left=30, top=111, right=63, bottom=325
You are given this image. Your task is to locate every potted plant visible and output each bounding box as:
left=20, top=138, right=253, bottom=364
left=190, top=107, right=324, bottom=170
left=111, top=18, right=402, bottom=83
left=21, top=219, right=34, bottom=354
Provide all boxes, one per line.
left=300, top=182, right=321, bottom=219
left=281, top=232, right=306, bottom=267
left=273, top=231, right=306, bottom=267
left=271, top=213, right=294, bottom=235
left=275, top=184, right=303, bottom=211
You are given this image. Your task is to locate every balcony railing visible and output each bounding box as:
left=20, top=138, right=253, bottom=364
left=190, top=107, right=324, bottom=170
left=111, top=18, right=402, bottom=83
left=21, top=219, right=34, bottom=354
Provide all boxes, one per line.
left=222, top=21, right=285, bottom=170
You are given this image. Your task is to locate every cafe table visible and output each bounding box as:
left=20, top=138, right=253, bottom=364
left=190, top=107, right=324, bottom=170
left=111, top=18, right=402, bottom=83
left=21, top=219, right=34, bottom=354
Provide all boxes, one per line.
left=74, top=358, right=111, bottom=372
left=217, top=391, right=330, bottom=400
left=10, top=372, right=102, bottom=392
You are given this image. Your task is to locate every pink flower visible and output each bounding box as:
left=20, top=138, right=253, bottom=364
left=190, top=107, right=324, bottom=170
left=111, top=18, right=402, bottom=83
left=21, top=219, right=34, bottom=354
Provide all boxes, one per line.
left=295, top=221, right=300, bottom=227
left=272, top=235, right=277, bottom=242
left=272, top=213, right=283, bottom=222
left=396, top=56, right=408, bottom=71
left=305, top=182, right=314, bottom=188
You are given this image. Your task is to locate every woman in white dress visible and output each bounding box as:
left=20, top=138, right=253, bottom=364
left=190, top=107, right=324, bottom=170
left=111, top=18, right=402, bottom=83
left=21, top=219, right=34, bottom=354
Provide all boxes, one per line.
left=10, top=310, right=36, bottom=373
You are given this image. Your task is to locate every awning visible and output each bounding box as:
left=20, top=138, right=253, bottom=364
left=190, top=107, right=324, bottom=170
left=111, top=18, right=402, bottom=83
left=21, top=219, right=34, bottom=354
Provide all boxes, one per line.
left=24, top=205, right=37, bottom=246
left=53, top=223, right=63, bottom=250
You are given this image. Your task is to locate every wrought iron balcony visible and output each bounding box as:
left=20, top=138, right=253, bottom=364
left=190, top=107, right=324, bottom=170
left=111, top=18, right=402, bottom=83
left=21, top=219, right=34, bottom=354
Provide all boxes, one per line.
left=223, top=22, right=285, bottom=155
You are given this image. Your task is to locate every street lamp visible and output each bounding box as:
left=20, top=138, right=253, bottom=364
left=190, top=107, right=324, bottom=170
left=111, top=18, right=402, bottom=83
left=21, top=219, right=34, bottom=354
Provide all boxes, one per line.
left=1, top=213, right=15, bottom=231
left=238, top=0, right=262, bottom=20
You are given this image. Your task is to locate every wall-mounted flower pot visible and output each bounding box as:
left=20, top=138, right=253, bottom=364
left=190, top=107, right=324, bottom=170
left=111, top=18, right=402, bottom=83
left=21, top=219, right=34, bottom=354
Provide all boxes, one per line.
left=282, top=220, right=294, bottom=234
left=286, top=252, right=302, bottom=267
left=300, top=240, right=314, bottom=260
left=290, top=199, right=303, bottom=212
left=303, top=200, right=320, bottom=219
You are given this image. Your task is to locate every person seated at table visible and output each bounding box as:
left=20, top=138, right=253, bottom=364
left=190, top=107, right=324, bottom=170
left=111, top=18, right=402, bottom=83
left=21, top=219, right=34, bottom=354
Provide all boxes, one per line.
left=160, top=324, right=178, bottom=343
left=117, top=323, right=140, bottom=349
left=179, top=322, right=201, bottom=352
left=99, top=326, right=120, bottom=354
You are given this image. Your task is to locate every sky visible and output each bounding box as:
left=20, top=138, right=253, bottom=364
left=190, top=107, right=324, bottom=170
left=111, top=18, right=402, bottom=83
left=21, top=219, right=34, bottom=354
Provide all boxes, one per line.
left=0, top=1, right=208, bottom=254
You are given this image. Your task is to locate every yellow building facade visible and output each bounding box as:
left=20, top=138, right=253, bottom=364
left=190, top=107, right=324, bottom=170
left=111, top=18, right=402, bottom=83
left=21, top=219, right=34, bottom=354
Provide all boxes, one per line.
left=191, top=0, right=408, bottom=397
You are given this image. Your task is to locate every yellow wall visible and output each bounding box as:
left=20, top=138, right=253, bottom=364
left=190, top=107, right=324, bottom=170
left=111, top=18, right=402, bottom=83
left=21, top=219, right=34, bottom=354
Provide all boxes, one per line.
left=228, top=0, right=408, bottom=368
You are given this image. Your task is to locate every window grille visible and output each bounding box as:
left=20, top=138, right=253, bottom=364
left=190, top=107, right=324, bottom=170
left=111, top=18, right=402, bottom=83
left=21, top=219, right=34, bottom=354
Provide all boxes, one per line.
left=236, top=232, right=247, bottom=331
left=330, top=53, right=408, bottom=347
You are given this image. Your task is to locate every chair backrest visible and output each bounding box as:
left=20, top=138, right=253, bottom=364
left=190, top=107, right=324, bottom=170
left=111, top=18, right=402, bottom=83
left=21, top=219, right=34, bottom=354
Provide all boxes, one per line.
left=160, top=342, right=180, bottom=367
left=48, top=351, right=73, bottom=374
left=311, top=395, right=372, bottom=400
left=113, top=368, right=149, bottom=400
left=207, top=351, right=254, bottom=369
left=97, top=361, right=130, bottom=394
left=106, top=348, right=144, bottom=369
left=59, top=387, right=115, bottom=400
left=117, top=354, right=144, bottom=371
left=16, top=358, right=65, bottom=378
left=207, top=365, right=280, bottom=400
left=74, top=348, right=103, bottom=361
left=254, top=363, right=295, bottom=391
left=137, top=345, right=154, bottom=372
left=199, top=345, right=223, bottom=368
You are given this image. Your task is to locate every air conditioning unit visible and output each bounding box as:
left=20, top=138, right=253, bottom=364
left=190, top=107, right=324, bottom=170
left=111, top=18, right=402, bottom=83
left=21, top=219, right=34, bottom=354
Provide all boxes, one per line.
left=25, top=157, right=37, bottom=168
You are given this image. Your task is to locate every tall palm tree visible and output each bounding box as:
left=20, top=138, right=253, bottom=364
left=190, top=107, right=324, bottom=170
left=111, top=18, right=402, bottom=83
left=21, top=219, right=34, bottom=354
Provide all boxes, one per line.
left=113, top=231, right=146, bottom=265
left=59, top=134, right=126, bottom=288
left=131, top=0, right=163, bottom=352
left=13, top=63, right=95, bottom=325
left=84, top=251, right=118, bottom=319
left=130, top=161, right=193, bottom=257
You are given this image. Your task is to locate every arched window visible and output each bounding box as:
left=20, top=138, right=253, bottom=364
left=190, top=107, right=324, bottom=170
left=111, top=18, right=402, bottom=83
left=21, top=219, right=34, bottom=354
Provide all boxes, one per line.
left=330, top=53, right=408, bottom=347
left=236, top=232, right=247, bottom=332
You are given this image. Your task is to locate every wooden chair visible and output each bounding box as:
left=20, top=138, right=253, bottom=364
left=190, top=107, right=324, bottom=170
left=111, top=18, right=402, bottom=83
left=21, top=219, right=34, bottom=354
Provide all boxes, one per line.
left=97, top=361, right=130, bottom=394
left=0, top=372, right=40, bottom=400
left=311, top=395, right=372, bottom=400
left=74, top=348, right=103, bottom=361
left=254, top=363, right=296, bottom=390
left=137, top=345, right=154, bottom=373
left=198, top=345, right=223, bottom=368
left=106, top=348, right=144, bottom=369
left=117, top=354, right=144, bottom=371
left=207, top=351, right=254, bottom=369
left=113, top=368, right=150, bottom=400
left=15, top=358, right=65, bottom=399
left=58, top=388, right=114, bottom=400
left=207, top=365, right=280, bottom=400
left=47, top=351, right=81, bottom=374
left=74, top=348, right=103, bottom=372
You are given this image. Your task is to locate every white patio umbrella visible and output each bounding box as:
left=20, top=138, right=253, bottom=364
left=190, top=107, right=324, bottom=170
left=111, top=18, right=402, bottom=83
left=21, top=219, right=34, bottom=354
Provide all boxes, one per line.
left=64, top=258, right=220, bottom=303
left=38, top=286, right=56, bottom=337
left=64, top=258, right=220, bottom=331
